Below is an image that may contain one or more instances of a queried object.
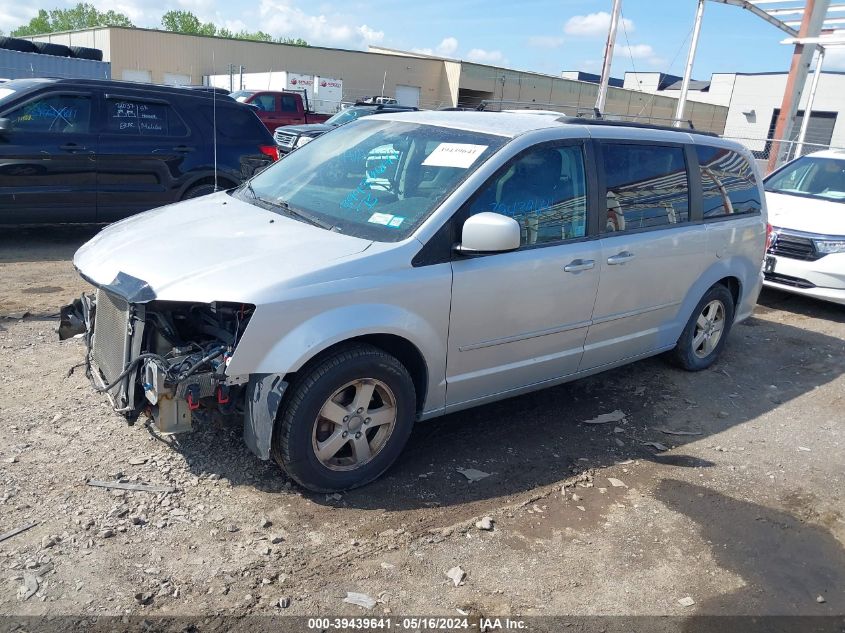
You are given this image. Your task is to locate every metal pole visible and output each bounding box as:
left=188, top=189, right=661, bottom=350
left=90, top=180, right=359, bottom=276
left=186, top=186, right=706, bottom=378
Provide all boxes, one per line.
left=381, top=71, right=386, bottom=98
left=795, top=47, right=825, bottom=157
left=674, top=0, right=706, bottom=127
left=595, top=0, right=623, bottom=114
left=767, top=0, right=831, bottom=173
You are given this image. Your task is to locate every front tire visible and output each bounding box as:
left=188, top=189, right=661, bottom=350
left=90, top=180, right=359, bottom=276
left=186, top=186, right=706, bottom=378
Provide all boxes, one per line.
left=670, top=284, right=735, bottom=371
left=271, top=344, right=416, bottom=492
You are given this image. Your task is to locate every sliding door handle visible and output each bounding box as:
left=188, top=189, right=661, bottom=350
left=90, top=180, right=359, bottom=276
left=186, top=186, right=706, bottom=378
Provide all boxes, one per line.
left=607, top=251, right=636, bottom=265
left=564, top=259, right=596, bottom=273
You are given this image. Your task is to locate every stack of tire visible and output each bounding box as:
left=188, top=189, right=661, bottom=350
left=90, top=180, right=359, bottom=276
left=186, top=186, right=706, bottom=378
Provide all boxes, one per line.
left=0, top=36, right=103, bottom=61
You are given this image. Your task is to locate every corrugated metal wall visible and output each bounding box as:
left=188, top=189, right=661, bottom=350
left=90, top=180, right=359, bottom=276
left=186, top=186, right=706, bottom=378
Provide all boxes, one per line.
left=0, top=49, right=110, bottom=81
left=28, top=27, right=728, bottom=133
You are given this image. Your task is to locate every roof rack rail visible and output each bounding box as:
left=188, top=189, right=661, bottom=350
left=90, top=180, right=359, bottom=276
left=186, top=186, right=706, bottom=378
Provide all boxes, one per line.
left=556, top=116, right=719, bottom=137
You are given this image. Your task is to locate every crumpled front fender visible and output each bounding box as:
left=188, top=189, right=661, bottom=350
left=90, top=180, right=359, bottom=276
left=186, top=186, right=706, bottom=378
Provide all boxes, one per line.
left=243, top=373, right=288, bottom=460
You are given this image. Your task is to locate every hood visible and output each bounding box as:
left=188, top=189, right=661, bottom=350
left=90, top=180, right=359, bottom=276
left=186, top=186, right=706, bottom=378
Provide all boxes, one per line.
left=765, top=191, right=845, bottom=236
left=74, top=192, right=373, bottom=303
left=275, top=123, right=333, bottom=135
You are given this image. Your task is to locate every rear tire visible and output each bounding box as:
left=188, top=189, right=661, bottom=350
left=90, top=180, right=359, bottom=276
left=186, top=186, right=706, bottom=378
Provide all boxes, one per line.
left=670, top=284, right=735, bottom=371
left=271, top=344, right=416, bottom=493
left=181, top=183, right=218, bottom=200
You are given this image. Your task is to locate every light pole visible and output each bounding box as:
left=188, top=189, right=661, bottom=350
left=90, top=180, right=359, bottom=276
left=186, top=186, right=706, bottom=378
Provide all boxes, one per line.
left=595, top=0, right=623, bottom=114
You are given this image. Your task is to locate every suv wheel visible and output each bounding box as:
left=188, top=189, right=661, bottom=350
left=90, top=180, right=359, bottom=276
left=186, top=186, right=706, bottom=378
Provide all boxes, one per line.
left=271, top=344, right=416, bottom=492
left=670, top=284, right=735, bottom=371
left=182, top=183, right=218, bottom=200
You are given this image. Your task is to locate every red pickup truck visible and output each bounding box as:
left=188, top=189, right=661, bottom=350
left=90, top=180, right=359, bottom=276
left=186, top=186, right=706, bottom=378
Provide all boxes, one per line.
left=230, top=90, right=332, bottom=133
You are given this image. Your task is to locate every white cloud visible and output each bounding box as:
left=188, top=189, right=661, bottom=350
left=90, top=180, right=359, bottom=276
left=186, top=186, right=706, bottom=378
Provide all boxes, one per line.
left=564, top=12, right=634, bottom=37
left=615, top=43, right=665, bottom=68
left=258, top=0, right=380, bottom=48
left=466, top=48, right=506, bottom=65
left=410, top=37, right=458, bottom=58
left=436, top=36, right=458, bottom=56
left=527, top=35, right=564, bottom=49
left=0, top=6, right=38, bottom=33
left=358, top=24, right=384, bottom=44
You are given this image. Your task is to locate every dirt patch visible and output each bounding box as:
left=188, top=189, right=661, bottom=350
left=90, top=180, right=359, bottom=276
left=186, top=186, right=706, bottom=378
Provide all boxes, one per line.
left=0, top=230, right=843, bottom=618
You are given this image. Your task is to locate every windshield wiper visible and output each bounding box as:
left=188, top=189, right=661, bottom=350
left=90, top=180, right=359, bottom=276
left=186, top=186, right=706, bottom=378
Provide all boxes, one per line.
left=276, top=199, right=335, bottom=230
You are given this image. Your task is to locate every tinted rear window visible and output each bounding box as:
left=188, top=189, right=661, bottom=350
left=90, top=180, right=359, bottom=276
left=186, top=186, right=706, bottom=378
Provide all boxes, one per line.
left=104, top=98, right=188, bottom=137
left=199, top=105, right=270, bottom=141
left=696, top=145, right=761, bottom=217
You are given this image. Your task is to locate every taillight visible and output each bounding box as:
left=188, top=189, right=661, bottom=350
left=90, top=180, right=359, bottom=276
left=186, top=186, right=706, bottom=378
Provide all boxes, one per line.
left=259, top=145, right=279, bottom=161
left=765, top=223, right=774, bottom=250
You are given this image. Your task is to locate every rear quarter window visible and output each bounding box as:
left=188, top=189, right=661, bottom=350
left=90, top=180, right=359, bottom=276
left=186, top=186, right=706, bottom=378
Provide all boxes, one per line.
left=696, top=145, right=761, bottom=217
left=104, top=99, right=188, bottom=137
left=199, top=105, right=270, bottom=141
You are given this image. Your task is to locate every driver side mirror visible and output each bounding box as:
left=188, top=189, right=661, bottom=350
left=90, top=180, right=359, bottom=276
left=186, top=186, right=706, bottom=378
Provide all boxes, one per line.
left=0, top=118, right=10, bottom=134
left=456, top=212, right=521, bottom=254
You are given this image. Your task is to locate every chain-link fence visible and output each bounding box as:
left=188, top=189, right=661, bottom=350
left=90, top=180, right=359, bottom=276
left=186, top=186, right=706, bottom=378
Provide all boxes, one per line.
left=721, top=136, right=844, bottom=174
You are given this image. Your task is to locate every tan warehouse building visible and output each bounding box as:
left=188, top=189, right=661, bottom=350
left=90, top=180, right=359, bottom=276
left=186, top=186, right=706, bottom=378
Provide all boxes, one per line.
left=27, top=26, right=728, bottom=133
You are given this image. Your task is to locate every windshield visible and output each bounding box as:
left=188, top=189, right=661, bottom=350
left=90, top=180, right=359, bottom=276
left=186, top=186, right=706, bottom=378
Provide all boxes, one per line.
left=230, top=90, right=256, bottom=103
left=325, top=108, right=367, bottom=127
left=240, top=119, right=507, bottom=241
left=765, top=156, right=845, bottom=202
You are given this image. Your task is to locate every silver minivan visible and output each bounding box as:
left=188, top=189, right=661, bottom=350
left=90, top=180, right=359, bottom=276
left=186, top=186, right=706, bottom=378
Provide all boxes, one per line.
left=67, top=111, right=767, bottom=491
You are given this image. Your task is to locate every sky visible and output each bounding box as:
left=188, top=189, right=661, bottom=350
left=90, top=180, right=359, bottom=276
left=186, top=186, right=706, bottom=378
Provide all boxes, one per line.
left=2, top=0, right=843, bottom=77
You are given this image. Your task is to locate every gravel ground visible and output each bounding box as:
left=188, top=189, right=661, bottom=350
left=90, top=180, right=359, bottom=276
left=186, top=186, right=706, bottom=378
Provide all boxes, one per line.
left=0, top=227, right=843, bottom=622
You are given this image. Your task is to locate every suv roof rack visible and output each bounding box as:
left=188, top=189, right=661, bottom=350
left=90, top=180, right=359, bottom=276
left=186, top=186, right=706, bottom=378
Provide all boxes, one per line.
left=556, top=116, right=719, bottom=137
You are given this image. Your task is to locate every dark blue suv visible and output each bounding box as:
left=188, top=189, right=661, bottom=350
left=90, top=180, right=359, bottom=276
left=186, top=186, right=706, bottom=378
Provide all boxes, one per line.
left=0, top=78, right=279, bottom=224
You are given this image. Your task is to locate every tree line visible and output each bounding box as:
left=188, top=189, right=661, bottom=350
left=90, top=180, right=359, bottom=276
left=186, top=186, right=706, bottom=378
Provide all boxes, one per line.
left=8, top=3, right=308, bottom=46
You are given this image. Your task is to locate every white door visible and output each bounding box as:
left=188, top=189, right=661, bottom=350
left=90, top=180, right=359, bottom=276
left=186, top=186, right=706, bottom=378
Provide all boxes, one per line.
left=163, top=73, right=191, bottom=86
left=446, top=143, right=599, bottom=408
left=122, top=69, right=152, bottom=83
left=395, top=85, right=420, bottom=108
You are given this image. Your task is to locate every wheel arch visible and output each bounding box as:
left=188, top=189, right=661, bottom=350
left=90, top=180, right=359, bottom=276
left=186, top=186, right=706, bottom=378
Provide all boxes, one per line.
left=282, top=333, right=429, bottom=415
left=180, top=174, right=239, bottom=199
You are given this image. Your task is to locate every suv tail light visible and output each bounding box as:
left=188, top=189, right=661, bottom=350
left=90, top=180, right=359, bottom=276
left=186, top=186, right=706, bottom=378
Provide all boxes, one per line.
left=259, top=145, right=280, bottom=161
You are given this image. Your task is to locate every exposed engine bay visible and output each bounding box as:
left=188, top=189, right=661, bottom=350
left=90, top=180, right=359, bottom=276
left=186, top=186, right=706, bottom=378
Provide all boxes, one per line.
left=62, top=291, right=255, bottom=435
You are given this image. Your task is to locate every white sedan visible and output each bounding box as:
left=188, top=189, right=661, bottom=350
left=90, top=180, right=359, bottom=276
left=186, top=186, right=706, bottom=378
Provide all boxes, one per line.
left=763, top=149, right=845, bottom=306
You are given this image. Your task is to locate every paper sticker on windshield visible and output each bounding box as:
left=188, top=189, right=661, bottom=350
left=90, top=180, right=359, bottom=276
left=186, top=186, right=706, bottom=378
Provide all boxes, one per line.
left=387, top=216, right=405, bottom=228
left=368, top=212, right=394, bottom=225
left=422, top=143, right=488, bottom=169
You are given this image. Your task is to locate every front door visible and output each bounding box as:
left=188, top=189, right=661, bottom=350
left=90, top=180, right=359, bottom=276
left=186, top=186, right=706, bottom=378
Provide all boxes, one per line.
left=0, top=91, right=96, bottom=223
left=446, top=142, right=600, bottom=408
left=581, top=142, right=708, bottom=370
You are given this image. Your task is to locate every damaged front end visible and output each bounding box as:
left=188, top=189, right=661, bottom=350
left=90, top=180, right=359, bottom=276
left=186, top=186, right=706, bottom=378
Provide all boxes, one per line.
left=61, top=284, right=286, bottom=457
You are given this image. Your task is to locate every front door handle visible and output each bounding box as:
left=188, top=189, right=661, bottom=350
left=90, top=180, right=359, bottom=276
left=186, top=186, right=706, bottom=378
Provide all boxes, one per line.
left=172, top=145, right=195, bottom=153
left=607, top=251, right=636, bottom=265
left=564, top=259, right=596, bottom=273
left=59, top=143, right=87, bottom=152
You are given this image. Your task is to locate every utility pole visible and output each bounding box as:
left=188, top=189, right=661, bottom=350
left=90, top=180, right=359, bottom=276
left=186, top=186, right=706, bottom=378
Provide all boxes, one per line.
left=795, top=47, right=825, bottom=158
left=674, top=0, right=706, bottom=127
left=768, top=0, right=831, bottom=173
left=595, top=0, right=623, bottom=114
